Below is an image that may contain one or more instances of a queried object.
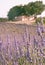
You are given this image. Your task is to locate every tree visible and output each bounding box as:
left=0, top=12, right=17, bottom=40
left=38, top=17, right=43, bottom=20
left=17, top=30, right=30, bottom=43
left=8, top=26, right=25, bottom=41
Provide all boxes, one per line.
left=7, top=1, right=45, bottom=20
left=7, top=6, right=23, bottom=20
left=27, top=1, right=45, bottom=15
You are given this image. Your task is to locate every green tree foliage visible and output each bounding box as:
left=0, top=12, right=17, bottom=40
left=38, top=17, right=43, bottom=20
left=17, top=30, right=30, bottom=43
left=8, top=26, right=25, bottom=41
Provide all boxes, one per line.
left=7, top=1, right=45, bottom=20
left=7, top=6, right=23, bottom=20
left=27, top=1, right=45, bottom=15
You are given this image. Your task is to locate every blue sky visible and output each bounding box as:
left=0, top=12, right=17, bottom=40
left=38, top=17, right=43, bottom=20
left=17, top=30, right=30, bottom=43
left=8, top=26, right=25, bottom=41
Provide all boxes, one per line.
left=0, top=0, right=45, bottom=18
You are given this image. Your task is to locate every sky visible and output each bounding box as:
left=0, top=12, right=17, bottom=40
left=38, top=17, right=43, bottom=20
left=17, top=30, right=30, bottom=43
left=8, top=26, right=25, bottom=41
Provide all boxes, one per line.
left=0, top=0, right=45, bottom=18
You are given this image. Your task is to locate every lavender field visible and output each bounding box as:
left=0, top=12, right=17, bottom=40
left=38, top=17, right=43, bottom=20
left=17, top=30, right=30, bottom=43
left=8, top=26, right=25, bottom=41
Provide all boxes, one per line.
left=0, top=22, right=45, bottom=65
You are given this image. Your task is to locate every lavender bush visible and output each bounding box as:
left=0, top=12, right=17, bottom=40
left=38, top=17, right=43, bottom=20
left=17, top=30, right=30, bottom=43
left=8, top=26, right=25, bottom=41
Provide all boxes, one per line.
left=0, top=20, right=45, bottom=65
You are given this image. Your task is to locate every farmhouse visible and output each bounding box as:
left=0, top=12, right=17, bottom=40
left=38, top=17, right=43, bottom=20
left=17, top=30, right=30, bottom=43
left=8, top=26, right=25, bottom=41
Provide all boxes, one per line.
left=15, top=15, right=35, bottom=25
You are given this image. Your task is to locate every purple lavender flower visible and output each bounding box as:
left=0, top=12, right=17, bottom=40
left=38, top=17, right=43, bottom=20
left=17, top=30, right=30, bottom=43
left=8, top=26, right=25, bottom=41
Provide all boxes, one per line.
left=0, top=41, right=2, bottom=51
